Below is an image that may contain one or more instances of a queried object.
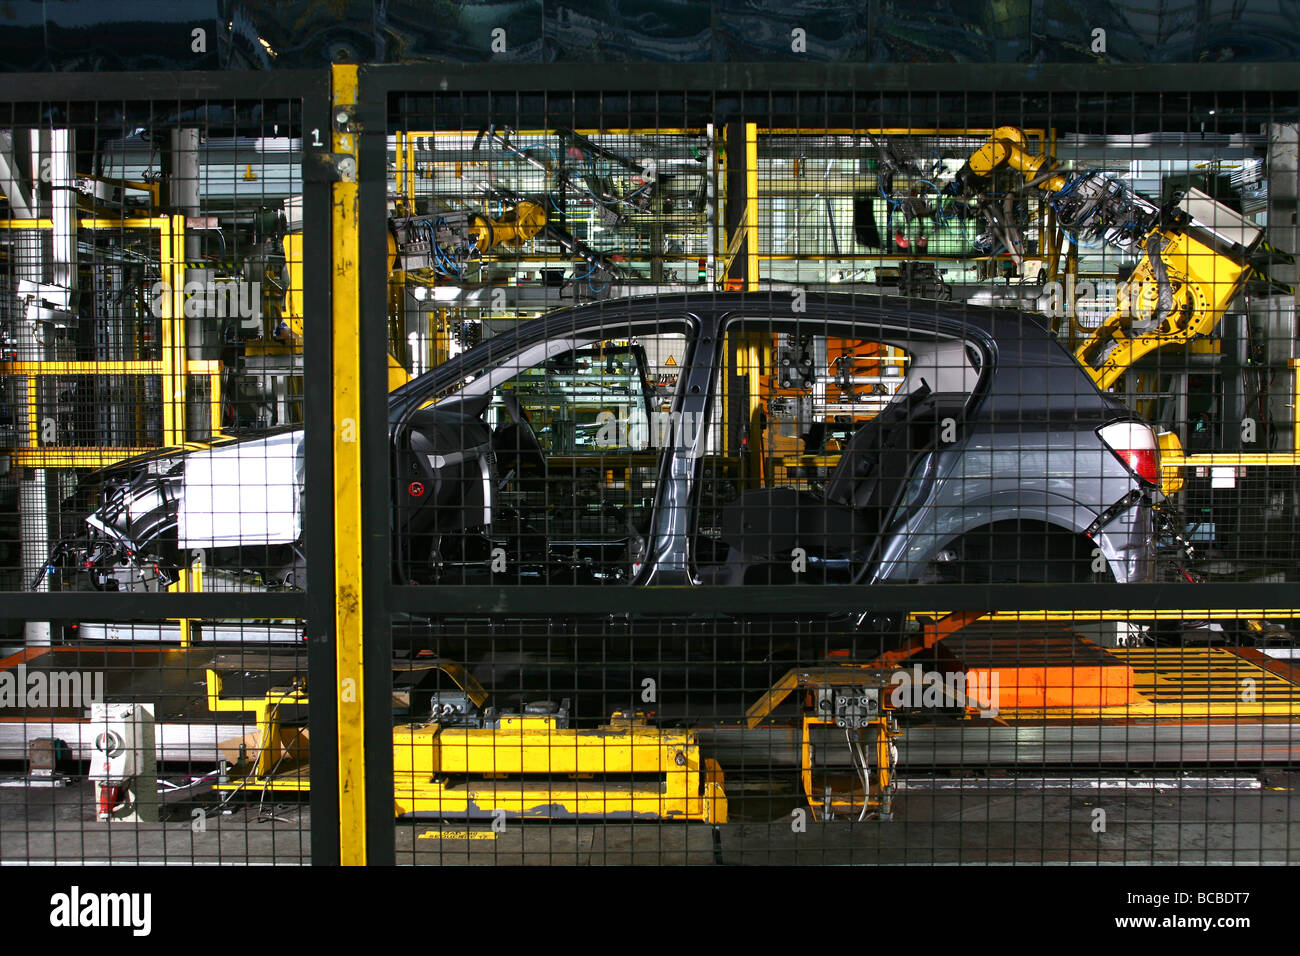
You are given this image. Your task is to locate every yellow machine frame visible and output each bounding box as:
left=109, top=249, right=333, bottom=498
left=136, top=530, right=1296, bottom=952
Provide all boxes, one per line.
left=206, top=668, right=309, bottom=781
left=207, top=657, right=727, bottom=824
left=393, top=713, right=727, bottom=823
left=747, top=665, right=903, bottom=821
left=0, top=215, right=222, bottom=468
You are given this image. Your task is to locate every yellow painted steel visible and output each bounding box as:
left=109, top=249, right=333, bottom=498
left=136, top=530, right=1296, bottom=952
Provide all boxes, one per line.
left=760, top=128, right=1047, bottom=138
left=6, top=448, right=157, bottom=468
left=405, top=135, right=416, bottom=204
left=3, top=360, right=167, bottom=374
left=0, top=217, right=220, bottom=468
left=26, top=378, right=36, bottom=452
left=392, top=716, right=727, bottom=822
left=969, top=126, right=1067, bottom=192
left=991, top=647, right=1300, bottom=721
left=205, top=669, right=308, bottom=777
left=387, top=352, right=412, bottom=389
left=394, top=131, right=415, bottom=209
left=746, top=664, right=898, bottom=729
left=718, top=123, right=759, bottom=287
left=1165, top=453, right=1300, bottom=467
left=1077, top=229, right=1250, bottom=392
left=7, top=430, right=233, bottom=468
left=330, top=63, right=368, bottom=866
left=0, top=218, right=54, bottom=229
left=282, top=231, right=304, bottom=336
left=396, top=129, right=696, bottom=143
left=745, top=665, right=900, bottom=820
left=745, top=123, right=758, bottom=290
left=157, top=215, right=185, bottom=446
left=174, top=552, right=203, bottom=647
left=801, top=714, right=898, bottom=822
left=911, top=609, right=1300, bottom=623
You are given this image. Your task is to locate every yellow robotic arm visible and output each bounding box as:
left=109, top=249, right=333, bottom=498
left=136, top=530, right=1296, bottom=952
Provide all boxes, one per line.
left=1076, top=216, right=1255, bottom=391
left=965, top=127, right=1264, bottom=390
left=467, top=200, right=547, bottom=250
left=968, top=126, right=1068, bottom=194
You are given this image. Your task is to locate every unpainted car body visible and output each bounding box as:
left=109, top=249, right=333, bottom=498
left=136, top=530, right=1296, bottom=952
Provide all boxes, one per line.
left=50, top=294, right=1157, bottom=602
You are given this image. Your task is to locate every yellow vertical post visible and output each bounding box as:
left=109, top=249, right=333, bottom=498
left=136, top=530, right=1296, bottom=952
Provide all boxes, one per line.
left=209, top=366, right=222, bottom=433
left=745, top=122, right=759, bottom=291
left=26, top=378, right=37, bottom=450
left=744, top=123, right=765, bottom=483
left=162, top=214, right=195, bottom=637
left=394, top=131, right=404, bottom=209
left=176, top=553, right=203, bottom=647
left=1292, top=359, right=1300, bottom=453
left=159, top=217, right=176, bottom=446
left=176, top=565, right=190, bottom=646
left=404, top=134, right=416, bottom=207
left=331, top=63, right=367, bottom=866
left=161, top=215, right=189, bottom=447
left=393, top=131, right=416, bottom=212
left=154, top=215, right=187, bottom=447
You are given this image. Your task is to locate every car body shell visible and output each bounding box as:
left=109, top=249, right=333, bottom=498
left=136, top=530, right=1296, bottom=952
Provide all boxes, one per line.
left=56, top=293, right=1156, bottom=595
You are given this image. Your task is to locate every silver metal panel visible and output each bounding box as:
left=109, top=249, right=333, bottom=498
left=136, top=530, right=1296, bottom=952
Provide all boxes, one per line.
left=0, top=720, right=249, bottom=763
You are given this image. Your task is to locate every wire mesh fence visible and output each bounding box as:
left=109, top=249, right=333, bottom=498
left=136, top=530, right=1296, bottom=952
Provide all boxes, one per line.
left=0, top=68, right=1298, bottom=866
left=0, top=624, right=311, bottom=864
left=379, top=77, right=1300, bottom=864
left=0, top=78, right=324, bottom=864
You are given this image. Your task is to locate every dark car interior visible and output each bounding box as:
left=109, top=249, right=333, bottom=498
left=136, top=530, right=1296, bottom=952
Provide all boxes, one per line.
left=696, top=381, right=971, bottom=585
left=394, top=344, right=663, bottom=585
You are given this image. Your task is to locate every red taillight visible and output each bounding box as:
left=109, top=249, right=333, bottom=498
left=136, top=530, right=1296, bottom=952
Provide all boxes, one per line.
left=1098, top=421, right=1160, bottom=486
left=1118, top=447, right=1159, bottom=484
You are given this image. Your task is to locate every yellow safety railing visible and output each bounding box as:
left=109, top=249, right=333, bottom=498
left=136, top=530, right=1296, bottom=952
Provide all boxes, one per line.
left=0, top=214, right=222, bottom=468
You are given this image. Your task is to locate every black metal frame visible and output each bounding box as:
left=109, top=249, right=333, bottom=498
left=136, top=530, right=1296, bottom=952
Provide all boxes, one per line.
left=3, top=62, right=1297, bottom=865
left=1, top=68, right=340, bottom=863
left=358, top=61, right=1300, bottom=862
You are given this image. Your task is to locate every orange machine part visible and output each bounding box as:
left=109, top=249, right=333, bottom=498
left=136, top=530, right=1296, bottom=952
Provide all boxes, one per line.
left=964, top=663, right=1139, bottom=710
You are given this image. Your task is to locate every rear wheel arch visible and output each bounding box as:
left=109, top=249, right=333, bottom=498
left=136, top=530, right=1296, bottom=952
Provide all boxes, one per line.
left=920, top=519, right=1114, bottom=584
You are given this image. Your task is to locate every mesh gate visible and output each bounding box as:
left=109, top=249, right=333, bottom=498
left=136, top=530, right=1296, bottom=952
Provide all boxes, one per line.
left=0, top=65, right=1297, bottom=872
left=0, top=74, right=334, bottom=865
left=375, top=72, right=1300, bottom=866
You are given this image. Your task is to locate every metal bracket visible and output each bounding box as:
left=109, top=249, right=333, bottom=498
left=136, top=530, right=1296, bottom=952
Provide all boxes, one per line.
left=304, top=151, right=357, bottom=184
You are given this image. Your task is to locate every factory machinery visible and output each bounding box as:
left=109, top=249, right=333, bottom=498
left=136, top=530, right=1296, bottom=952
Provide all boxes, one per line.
left=3, top=118, right=1300, bottom=825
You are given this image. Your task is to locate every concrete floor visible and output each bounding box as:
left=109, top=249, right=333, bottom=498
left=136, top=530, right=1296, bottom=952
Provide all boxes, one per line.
left=0, top=780, right=310, bottom=865
left=2, top=774, right=1297, bottom=864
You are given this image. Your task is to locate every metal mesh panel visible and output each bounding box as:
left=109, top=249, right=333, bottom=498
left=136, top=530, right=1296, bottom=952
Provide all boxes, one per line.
left=0, top=84, right=321, bottom=864
left=0, top=623, right=311, bottom=864
left=378, top=81, right=1300, bottom=866
left=1, top=68, right=1298, bottom=873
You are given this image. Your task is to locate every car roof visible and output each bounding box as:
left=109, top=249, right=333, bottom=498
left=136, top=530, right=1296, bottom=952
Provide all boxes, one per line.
left=535, top=291, right=1039, bottom=337
left=390, top=292, right=1115, bottom=417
